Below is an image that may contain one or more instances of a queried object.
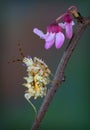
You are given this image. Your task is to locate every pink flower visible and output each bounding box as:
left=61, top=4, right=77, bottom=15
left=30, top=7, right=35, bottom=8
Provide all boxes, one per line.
left=33, top=23, right=65, bottom=49
left=59, top=13, right=74, bottom=39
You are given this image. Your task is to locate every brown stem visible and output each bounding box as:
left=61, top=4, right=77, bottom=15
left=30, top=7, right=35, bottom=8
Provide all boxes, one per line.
left=31, top=17, right=90, bottom=130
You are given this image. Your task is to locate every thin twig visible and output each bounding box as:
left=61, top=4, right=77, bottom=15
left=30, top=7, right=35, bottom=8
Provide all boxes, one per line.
left=31, top=17, right=90, bottom=130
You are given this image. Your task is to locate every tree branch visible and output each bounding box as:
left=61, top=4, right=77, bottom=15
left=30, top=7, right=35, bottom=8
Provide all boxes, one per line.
left=31, top=16, right=90, bottom=130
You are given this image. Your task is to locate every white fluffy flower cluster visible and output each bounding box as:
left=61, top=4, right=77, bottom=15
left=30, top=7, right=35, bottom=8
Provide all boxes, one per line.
left=23, top=57, right=51, bottom=100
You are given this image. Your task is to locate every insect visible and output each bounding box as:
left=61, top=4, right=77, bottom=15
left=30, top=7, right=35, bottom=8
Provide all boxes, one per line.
left=8, top=41, right=25, bottom=64
left=8, top=41, right=51, bottom=115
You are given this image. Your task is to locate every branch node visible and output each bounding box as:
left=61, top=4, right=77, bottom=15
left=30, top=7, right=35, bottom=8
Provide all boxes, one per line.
left=53, top=79, right=60, bottom=86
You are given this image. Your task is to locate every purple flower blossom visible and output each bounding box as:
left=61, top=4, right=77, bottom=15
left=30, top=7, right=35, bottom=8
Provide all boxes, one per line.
left=33, top=23, right=65, bottom=49
left=33, top=7, right=76, bottom=50
left=59, top=13, right=74, bottom=39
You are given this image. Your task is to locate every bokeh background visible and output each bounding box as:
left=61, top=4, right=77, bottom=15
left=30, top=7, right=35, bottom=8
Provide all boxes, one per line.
left=1, top=0, right=90, bottom=130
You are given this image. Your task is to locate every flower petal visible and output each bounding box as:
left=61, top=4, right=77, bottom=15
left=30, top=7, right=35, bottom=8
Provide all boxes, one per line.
left=45, top=40, right=54, bottom=50
left=58, top=23, right=65, bottom=29
left=46, top=32, right=55, bottom=42
left=71, top=21, right=75, bottom=26
left=45, top=33, right=55, bottom=49
left=55, top=32, right=65, bottom=49
left=65, top=22, right=73, bottom=39
left=33, top=28, right=46, bottom=39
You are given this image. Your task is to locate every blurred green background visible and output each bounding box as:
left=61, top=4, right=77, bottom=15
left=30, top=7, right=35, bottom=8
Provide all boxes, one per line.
left=0, top=0, right=90, bottom=130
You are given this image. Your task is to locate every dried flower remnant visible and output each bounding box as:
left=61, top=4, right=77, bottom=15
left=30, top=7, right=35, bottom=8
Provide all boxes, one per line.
left=68, top=6, right=84, bottom=23
left=22, top=56, right=51, bottom=113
